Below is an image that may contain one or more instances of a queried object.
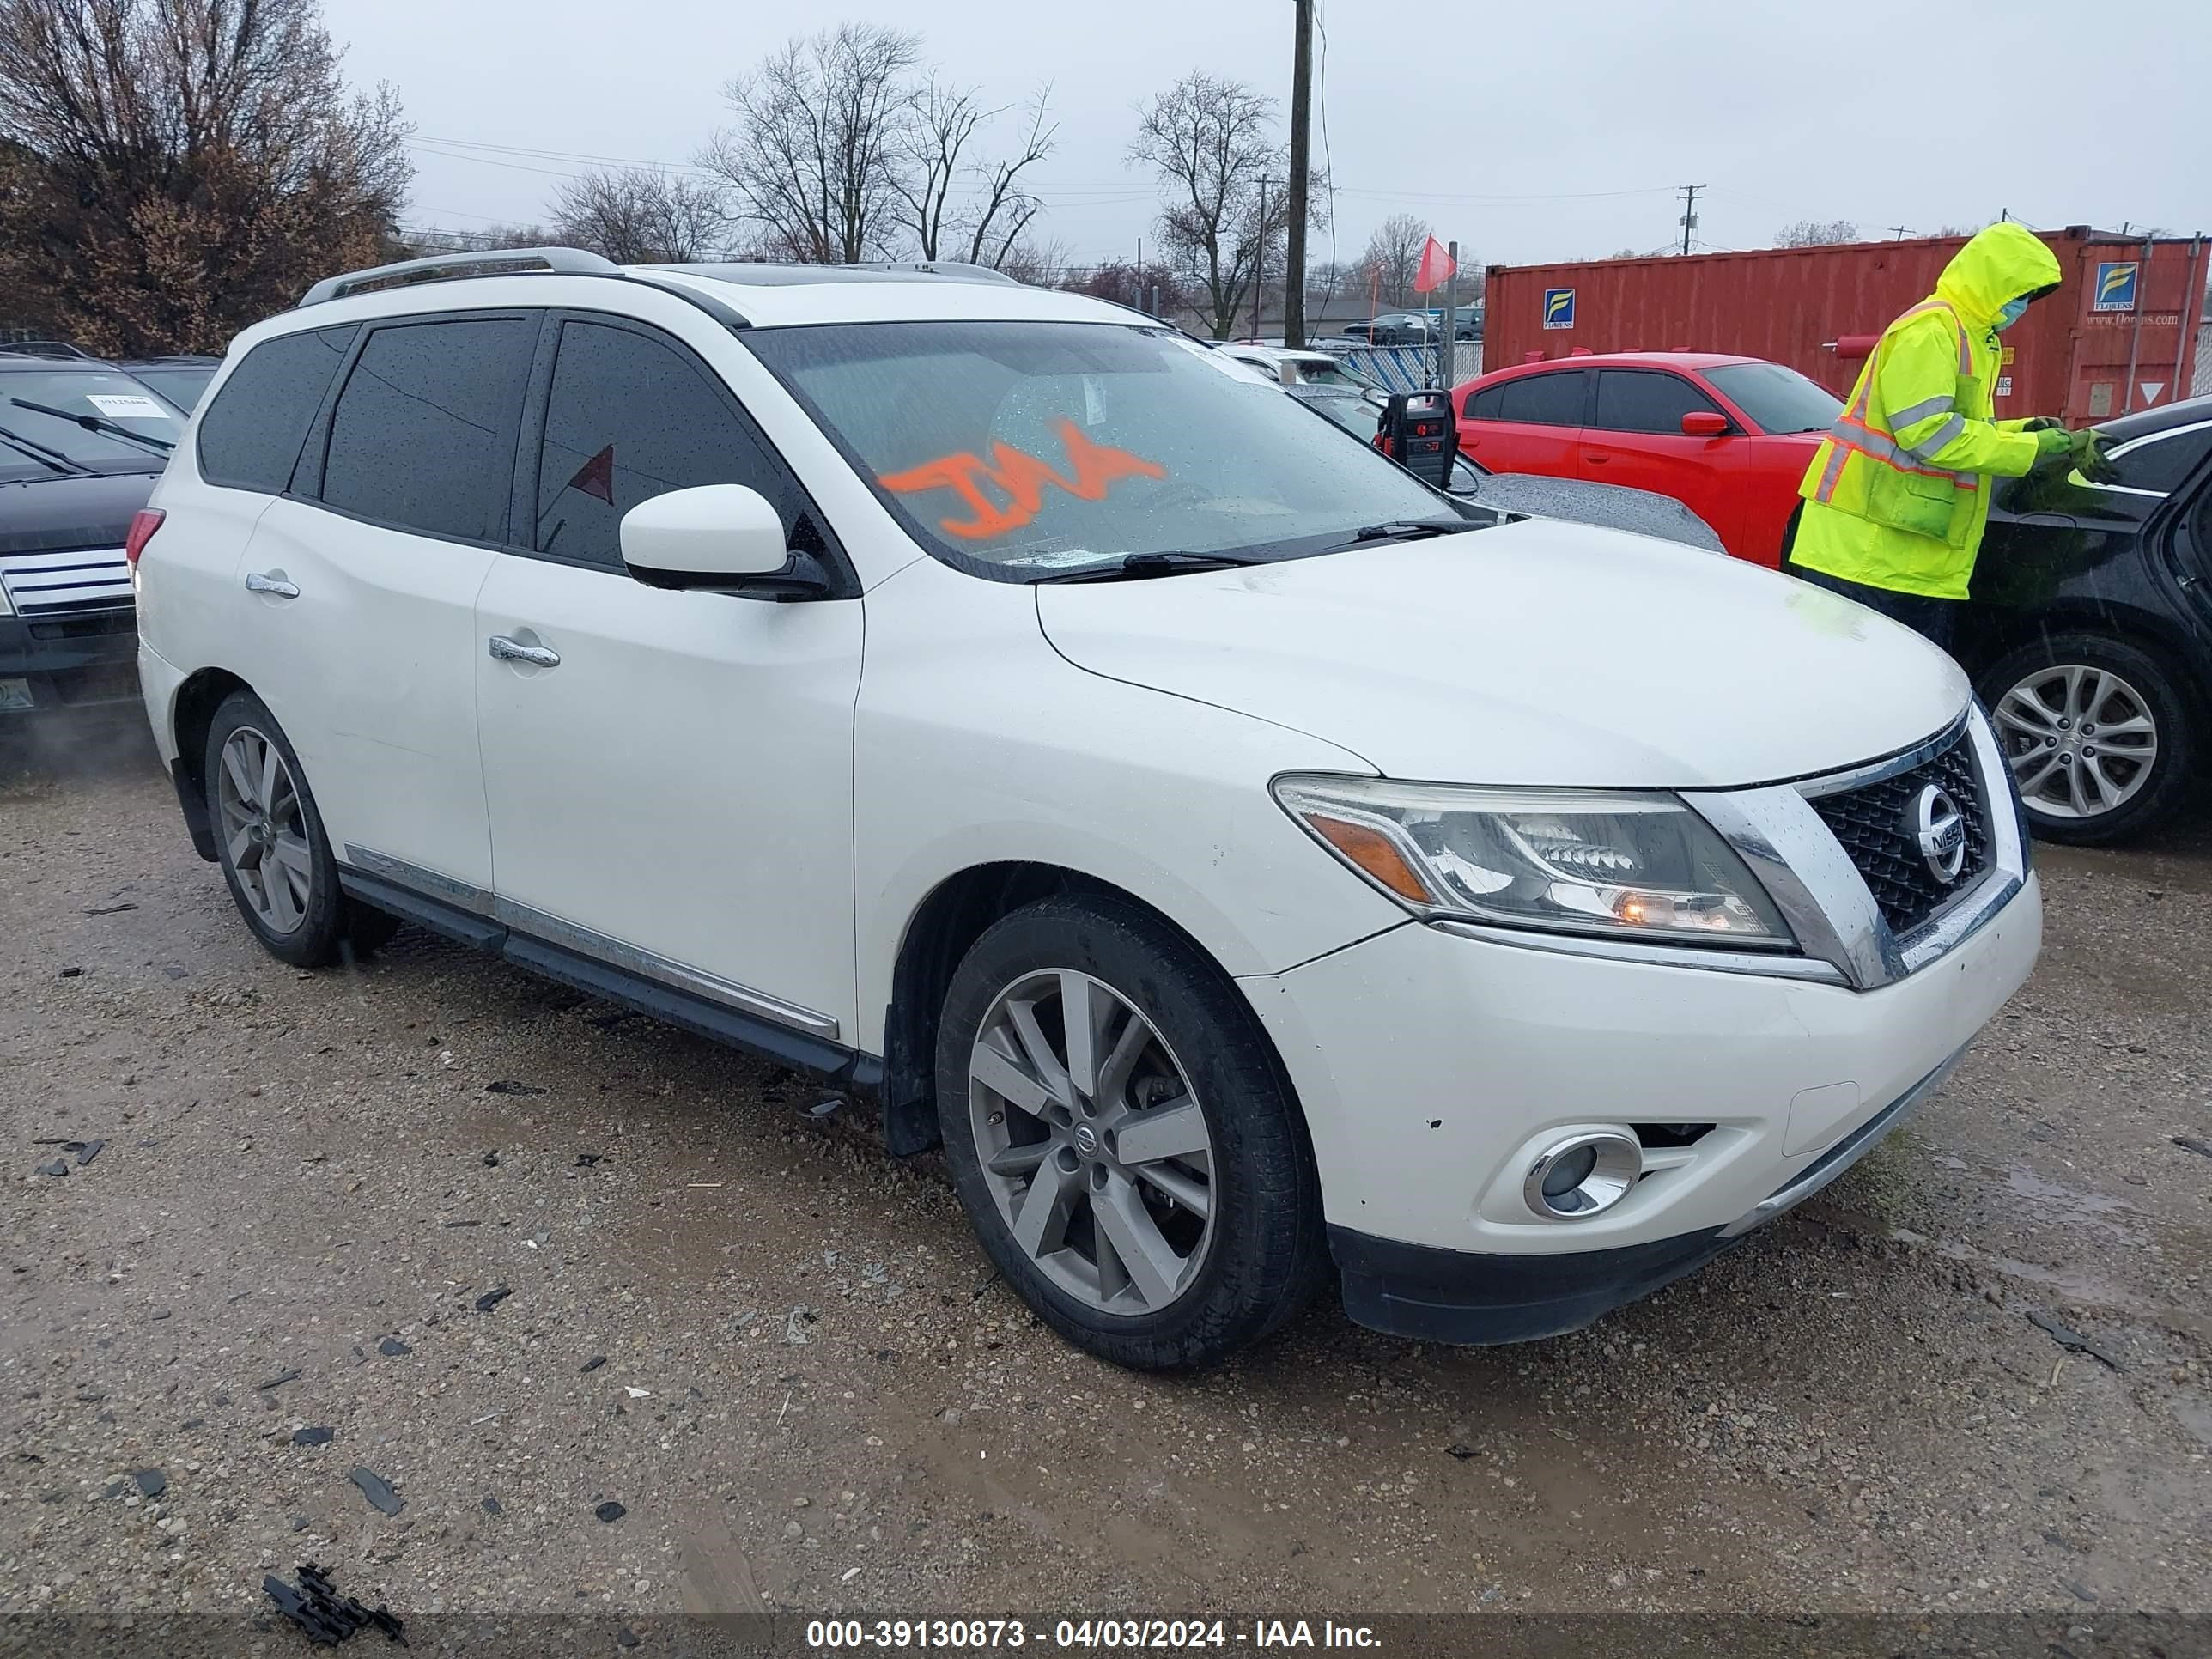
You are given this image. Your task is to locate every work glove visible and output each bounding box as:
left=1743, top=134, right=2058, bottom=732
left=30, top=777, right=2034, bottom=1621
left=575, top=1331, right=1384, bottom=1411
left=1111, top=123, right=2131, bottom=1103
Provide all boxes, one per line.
left=2032, top=426, right=2073, bottom=461
left=2069, top=428, right=2121, bottom=486
left=2021, top=416, right=2064, bottom=432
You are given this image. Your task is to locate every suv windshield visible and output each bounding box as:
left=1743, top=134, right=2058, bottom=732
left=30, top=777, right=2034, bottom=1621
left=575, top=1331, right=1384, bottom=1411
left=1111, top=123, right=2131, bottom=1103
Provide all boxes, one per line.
left=1703, top=362, right=1844, bottom=435
left=0, top=368, right=184, bottom=467
left=744, top=320, right=1468, bottom=577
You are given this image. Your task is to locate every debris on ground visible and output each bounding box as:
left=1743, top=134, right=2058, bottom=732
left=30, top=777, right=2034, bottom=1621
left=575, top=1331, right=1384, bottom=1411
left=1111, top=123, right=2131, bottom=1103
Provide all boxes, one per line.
left=258, top=1368, right=304, bottom=1391
left=1446, top=1443, right=1477, bottom=1461
left=34, top=1159, right=70, bottom=1177
left=2027, top=1310, right=2123, bottom=1370
left=263, top=1562, right=406, bottom=1647
left=474, top=1286, right=511, bottom=1312
left=348, top=1467, right=404, bottom=1516
left=481, top=1497, right=501, bottom=1515
left=616, top=1629, right=640, bottom=1650
left=57, top=966, right=82, bottom=978
left=574, top=1153, right=601, bottom=1167
left=83, top=902, right=138, bottom=916
left=131, top=1468, right=165, bottom=1498
left=485, top=1080, right=547, bottom=1096
left=376, top=1338, right=410, bottom=1358
left=594, top=1501, right=626, bottom=1523
left=580, top=1355, right=606, bottom=1373
left=481, top=1152, right=500, bottom=1167
left=2173, top=1136, right=2212, bottom=1160
left=69, top=1139, right=103, bottom=1166
left=294, top=1427, right=335, bottom=1446
left=784, top=1306, right=815, bottom=1346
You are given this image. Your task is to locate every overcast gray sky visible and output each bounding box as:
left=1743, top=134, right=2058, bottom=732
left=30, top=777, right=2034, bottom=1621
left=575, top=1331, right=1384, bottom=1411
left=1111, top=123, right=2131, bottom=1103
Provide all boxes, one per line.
left=331, top=0, right=2210, bottom=270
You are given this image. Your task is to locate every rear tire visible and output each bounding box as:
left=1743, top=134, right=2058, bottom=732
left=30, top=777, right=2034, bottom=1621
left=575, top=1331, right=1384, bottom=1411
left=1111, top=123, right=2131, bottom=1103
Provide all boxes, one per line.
left=204, top=690, right=401, bottom=965
left=1978, top=633, right=2194, bottom=846
left=933, top=895, right=1328, bottom=1371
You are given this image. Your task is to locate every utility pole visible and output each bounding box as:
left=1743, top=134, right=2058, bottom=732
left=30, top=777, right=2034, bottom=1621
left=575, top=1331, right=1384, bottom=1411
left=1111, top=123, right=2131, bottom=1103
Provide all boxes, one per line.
left=1284, top=0, right=1314, bottom=349
left=1677, top=184, right=1703, bottom=257
left=1889, top=225, right=1910, bottom=240
left=1254, top=177, right=1269, bottom=340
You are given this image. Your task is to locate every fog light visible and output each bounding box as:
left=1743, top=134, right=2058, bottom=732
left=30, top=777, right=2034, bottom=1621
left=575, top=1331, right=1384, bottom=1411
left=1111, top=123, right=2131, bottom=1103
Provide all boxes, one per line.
left=1522, top=1132, right=1642, bottom=1219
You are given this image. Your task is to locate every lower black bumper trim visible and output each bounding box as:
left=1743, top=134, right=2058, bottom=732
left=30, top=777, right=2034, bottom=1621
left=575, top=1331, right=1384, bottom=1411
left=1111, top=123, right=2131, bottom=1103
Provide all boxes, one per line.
left=1328, top=1223, right=1735, bottom=1345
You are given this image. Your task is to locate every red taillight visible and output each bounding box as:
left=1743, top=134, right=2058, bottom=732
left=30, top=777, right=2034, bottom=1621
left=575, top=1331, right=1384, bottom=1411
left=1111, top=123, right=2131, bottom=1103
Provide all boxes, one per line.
left=125, top=507, right=165, bottom=567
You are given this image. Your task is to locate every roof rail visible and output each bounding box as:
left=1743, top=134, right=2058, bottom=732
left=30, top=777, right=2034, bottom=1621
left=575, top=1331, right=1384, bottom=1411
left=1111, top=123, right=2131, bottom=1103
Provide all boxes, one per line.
left=300, top=246, right=622, bottom=307
left=854, top=259, right=1022, bottom=286
left=0, top=339, right=96, bottom=360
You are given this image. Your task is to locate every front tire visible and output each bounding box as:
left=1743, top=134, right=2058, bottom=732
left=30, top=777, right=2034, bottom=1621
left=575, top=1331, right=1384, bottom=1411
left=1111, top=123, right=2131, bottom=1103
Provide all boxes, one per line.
left=204, top=690, right=401, bottom=965
left=1979, top=633, right=2195, bottom=845
left=933, top=895, right=1327, bottom=1371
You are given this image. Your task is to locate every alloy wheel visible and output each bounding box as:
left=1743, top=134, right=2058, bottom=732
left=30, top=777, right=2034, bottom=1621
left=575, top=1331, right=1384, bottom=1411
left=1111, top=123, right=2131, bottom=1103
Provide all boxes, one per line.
left=215, top=726, right=314, bottom=934
left=967, top=970, right=1216, bottom=1316
left=1994, top=663, right=2160, bottom=822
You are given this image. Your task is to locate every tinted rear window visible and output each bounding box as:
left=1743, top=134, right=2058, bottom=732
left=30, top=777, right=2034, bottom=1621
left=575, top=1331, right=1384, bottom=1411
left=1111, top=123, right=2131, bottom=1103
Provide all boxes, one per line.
left=319, top=317, right=536, bottom=542
left=2106, top=426, right=2210, bottom=495
left=1593, top=369, right=1723, bottom=434
left=196, top=326, right=357, bottom=491
left=1493, top=372, right=1584, bottom=427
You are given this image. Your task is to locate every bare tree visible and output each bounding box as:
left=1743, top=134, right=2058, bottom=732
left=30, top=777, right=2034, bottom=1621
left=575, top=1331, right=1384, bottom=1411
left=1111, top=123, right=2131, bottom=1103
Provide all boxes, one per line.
left=550, top=167, right=729, bottom=264
left=700, top=23, right=919, bottom=264
left=1131, top=72, right=1316, bottom=339
left=1359, top=213, right=1431, bottom=308
left=1063, top=258, right=1190, bottom=315
left=960, top=88, right=1055, bottom=269
left=0, top=0, right=410, bottom=353
left=994, top=234, right=1073, bottom=289
left=894, top=76, right=983, bottom=261
left=395, top=222, right=552, bottom=257
left=1774, top=218, right=1861, bottom=247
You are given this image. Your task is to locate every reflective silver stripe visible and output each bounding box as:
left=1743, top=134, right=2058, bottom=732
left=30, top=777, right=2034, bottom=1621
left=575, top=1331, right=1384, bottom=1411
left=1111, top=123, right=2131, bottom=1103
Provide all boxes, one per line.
left=1888, top=395, right=1954, bottom=427
left=1813, top=439, right=1849, bottom=502
left=1904, top=414, right=1966, bottom=460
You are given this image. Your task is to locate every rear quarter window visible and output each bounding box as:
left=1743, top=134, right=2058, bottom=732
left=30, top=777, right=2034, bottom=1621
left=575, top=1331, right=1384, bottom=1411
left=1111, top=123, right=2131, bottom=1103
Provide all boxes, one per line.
left=195, top=325, right=358, bottom=492
left=1493, top=372, right=1585, bottom=427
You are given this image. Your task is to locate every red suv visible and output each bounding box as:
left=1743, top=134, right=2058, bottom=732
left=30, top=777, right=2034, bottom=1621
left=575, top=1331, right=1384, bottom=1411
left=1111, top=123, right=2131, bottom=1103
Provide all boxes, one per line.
left=1453, top=354, right=1844, bottom=567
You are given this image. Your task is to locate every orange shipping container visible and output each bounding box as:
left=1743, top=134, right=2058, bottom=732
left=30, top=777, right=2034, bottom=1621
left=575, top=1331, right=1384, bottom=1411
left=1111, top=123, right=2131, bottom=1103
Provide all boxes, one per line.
left=1483, top=226, right=2207, bottom=428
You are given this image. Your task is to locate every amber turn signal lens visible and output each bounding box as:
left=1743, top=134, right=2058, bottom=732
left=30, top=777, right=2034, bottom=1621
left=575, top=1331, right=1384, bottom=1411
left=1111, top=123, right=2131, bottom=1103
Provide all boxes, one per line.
left=1304, top=814, right=1434, bottom=904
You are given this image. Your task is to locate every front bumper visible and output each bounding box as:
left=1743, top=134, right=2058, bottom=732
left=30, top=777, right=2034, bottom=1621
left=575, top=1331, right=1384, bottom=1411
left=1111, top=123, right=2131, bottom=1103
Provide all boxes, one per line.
left=1325, top=1043, right=1967, bottom=1343
left=1237, top=868, right=2039, bottom=1338
left=0, top=606, right=141, bottom=715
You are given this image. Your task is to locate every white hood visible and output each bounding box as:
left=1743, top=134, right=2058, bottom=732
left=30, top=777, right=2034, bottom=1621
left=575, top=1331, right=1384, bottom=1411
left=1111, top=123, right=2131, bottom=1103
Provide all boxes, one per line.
left=1036, top=518, right=1971, bottom=789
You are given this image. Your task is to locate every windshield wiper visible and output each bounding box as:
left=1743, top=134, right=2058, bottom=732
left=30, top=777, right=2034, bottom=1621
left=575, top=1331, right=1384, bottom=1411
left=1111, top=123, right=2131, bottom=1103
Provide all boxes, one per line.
left=1030, top=550, right=1268, bottom=584
left=0, top=421, right=93, bottom=476
left=1343, top=519, right=1465, bottom=545
left=9, top=397, right=174, bottom=453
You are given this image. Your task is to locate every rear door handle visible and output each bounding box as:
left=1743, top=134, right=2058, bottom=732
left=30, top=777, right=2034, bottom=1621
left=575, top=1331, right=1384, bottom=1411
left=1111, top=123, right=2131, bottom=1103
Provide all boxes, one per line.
left=244, top=571, right=299, bottom=599
left=1583, top=451, right=1612, bottom=465
left=488, top=635, right=560, bottom=669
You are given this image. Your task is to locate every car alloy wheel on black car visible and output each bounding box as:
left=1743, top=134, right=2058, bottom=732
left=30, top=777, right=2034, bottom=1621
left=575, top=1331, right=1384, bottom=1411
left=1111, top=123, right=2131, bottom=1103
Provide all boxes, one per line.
left=1981, top=633, right=2195, bottom=846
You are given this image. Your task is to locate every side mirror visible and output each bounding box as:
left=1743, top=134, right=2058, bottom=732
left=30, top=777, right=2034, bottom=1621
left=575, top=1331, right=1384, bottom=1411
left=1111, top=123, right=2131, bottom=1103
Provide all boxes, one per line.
left=620, top=484, right=828, bottom=600
left=1680, top=411, right=1730, bottom=437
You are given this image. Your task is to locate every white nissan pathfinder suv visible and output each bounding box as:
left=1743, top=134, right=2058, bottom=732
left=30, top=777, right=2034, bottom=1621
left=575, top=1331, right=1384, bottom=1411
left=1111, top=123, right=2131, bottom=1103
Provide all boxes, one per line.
left=133, top=250, right=2040, bottom=1370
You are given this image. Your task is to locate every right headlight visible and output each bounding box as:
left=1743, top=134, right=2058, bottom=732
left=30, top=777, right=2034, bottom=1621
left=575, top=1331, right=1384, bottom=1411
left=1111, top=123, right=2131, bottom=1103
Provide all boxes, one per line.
left=1273, top=775, right=1794, bottom=950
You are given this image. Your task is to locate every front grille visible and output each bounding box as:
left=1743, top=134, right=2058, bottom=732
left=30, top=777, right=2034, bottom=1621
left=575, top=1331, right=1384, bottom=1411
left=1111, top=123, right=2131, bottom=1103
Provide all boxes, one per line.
left=1808, top=728, right=1990, bottom=938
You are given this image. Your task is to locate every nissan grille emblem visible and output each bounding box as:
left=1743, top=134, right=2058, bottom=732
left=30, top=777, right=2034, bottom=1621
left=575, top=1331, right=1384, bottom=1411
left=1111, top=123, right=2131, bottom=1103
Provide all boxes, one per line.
left=1908, top=783, right=1967, bottom=884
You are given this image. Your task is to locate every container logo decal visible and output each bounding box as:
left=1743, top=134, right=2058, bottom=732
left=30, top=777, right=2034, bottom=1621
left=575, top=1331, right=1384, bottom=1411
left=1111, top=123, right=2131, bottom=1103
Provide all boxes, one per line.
left=2093, top=262, right=2138, bottom=313
left=1542, top=288, right=1577, bottom=330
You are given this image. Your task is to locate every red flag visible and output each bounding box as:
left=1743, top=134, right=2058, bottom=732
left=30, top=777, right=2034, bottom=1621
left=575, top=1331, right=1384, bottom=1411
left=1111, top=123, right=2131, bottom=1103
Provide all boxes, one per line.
left=1413, top=236, right=1456, bottom=295
left=567, top=443, right=615, bottom=505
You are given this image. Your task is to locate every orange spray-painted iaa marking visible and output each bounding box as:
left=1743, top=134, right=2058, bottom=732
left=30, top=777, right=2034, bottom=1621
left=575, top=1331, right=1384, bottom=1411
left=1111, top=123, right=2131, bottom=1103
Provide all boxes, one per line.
left=879, top=419, right=1167, bottom=539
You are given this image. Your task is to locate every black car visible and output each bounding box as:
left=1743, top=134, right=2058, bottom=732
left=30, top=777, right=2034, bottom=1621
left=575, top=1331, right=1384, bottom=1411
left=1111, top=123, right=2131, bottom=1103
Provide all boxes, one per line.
left=0, top=351, right=182, bottom=721
left=1960, top=394, right=2212, bottom=844
left=118, top=353, right=222, bottom=413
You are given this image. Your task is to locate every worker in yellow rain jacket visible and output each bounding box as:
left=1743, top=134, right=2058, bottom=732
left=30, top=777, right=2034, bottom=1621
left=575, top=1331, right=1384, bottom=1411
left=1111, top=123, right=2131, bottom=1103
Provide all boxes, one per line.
left=1786, top=222, right=2112, bottom=648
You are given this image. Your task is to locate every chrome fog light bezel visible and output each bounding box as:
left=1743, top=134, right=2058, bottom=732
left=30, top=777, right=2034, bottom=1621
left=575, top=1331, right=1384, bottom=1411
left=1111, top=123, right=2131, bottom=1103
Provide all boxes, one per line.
left=1522, top=1131, right=1643, bottom=1220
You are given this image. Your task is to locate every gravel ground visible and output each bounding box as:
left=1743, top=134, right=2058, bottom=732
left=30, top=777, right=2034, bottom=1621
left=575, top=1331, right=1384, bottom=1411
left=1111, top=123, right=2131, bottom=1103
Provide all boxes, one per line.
left=2, top=724, right=2207, bottom=1631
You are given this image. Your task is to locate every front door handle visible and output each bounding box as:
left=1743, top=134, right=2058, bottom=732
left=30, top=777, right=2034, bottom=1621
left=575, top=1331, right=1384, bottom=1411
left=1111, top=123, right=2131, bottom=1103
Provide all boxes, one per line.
left=244, top=571, right=300, bottom=599
left=1583, top=450, right=1612, bottom=465
left=488, top=635, right=561, bottom=669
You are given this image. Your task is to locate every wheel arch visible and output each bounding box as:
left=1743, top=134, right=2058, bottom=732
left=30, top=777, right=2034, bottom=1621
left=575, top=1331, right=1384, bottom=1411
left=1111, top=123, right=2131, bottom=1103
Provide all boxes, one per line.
left=167, top=666, right=253, bottom=861
left=877, top=860, right=1306, bottom=1161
